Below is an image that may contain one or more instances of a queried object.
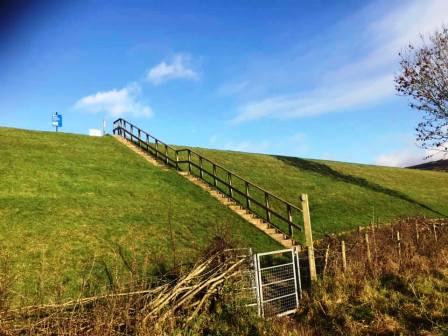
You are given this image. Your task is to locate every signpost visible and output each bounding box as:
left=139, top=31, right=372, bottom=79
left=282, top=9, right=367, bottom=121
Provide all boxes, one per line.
left=52, top=112, right=62, bottom=132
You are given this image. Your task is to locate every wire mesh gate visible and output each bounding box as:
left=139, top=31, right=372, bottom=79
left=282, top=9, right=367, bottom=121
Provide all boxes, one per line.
left=252, top=248, right=302, bottom=318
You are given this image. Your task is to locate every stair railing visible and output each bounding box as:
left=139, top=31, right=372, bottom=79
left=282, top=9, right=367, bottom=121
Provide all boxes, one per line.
left=113, top=118, right=304, bottom=243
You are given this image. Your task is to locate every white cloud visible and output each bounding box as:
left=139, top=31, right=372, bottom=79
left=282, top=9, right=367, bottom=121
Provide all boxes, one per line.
left=232, top=0, right=448, bottom=123
left=375, top=142, right=448, bottom=167
left=74, top=83, right=152, bottom=118
left=233, top=75, right=393, bottom=123
left=147, top=54, right=198, bottom=85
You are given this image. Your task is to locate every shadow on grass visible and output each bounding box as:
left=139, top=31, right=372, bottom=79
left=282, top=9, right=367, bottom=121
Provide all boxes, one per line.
left=275, top=155, right=445, bottom=217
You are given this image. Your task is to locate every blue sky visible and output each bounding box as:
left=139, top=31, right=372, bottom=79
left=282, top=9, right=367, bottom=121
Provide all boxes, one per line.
left=1, top=0, right=447, bottom=166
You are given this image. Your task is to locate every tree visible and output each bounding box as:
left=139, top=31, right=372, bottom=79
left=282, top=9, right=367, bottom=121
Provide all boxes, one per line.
left=395, top=27, right=448, bottom=155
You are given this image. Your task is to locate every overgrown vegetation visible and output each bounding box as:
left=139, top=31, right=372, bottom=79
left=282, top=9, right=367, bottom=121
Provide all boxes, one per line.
left=296, top=217, right=448, bottom=335
left=0, top=218, right=446, bottom=335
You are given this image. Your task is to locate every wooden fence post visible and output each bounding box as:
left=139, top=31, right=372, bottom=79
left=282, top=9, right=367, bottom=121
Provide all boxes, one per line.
left=287, top=204, right=293, bottom=240
left=199, top=157, right=204, bottom=179
left=301, top=194, right=317, bottom=282
left=323, top=244, right=330, bottom=277
left=228, top=173, right=233, bottom=197
left=365, top=233, right=372, bottom=265
left=165, top=145, right=168, bottom=164
left=415, top=220, right=419, bottom=244
left=396, top=231, right=401, bottom=260
left=341, top=240, right=347, bottom=273
left=433, top=223, right=438, bottom=242
left=188, top=150, right=192, bottom=174
left=265, top=193, right=271, bottom=223
left=245, top=182, right=251, bottom=209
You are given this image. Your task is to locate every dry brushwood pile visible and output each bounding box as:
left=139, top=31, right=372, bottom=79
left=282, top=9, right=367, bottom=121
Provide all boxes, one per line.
left=0, top=249, right=252, bottom=335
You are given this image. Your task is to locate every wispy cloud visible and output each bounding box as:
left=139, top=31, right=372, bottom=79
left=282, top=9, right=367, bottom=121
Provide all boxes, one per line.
left=146, top=54, right=198, bottom=85
left=74, top=83, right=152, bottom=118
left=233, top=75, right=393, bottom=123
left=232, top=0, right=448, bottom=123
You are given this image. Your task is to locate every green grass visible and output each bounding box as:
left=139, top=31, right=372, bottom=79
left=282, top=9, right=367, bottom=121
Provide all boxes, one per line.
left=0, top=127, right=279, bottom=304
left=182, top=146, right=448, bottom=239
left=2, top=126, right=448, bottom=304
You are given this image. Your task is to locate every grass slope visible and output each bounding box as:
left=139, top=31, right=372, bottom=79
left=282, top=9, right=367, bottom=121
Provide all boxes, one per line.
left=185, top=147, right=448, bottom=237
left=0, top=128, right=279, bottom=304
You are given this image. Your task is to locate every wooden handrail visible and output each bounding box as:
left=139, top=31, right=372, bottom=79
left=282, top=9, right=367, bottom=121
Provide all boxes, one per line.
left=113, top=118, right=304, bottom=239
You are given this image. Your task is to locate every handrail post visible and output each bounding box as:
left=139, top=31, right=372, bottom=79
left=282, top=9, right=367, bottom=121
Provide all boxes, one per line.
left=287, top=204, right=293, bottom=240
left=301, top=193, right=317, bottom=282
left=165, top=145, right=168, bottom=164
left=265, top=192, right=271, bottom=223
left=155, top=140, right=159, bottom=159
left=199, top=157, right=204, bottom=179
left=245, top=182, right=251, bottom=209
left=213, top=164, right=217, bottom=187
left=188, top=150, right=192, bottom=174
left=175, top=151, right=179, bottom=170
left=228, top=173, right=233, bottom=197
left=138, top=129, right=141, bottom=140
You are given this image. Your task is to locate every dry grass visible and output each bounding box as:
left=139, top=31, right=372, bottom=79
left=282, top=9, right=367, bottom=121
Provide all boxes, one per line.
left=295, top=217, right=448, bottom=335
left=0, top=218, right=447, bottom=335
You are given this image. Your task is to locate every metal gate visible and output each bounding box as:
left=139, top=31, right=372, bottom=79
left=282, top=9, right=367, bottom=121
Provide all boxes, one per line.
left=253, top=248, right=302, bottom=317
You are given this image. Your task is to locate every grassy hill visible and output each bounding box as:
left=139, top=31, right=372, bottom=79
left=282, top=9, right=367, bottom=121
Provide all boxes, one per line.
left=0, top=127, right=279, bottom=304
left=2, top=127, right=448, bottom=304
left=185, top=147, right=448, bottom=236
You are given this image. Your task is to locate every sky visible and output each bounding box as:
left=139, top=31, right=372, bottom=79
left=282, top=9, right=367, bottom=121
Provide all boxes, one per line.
left=1, top=0, right=447, bottom=167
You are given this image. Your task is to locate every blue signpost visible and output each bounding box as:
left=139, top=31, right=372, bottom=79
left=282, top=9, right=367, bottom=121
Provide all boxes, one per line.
left=52, top=112, right=62, bottom=132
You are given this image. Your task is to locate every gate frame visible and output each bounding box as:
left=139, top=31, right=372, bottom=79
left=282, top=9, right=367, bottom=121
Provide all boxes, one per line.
left=253, top=247, right=302, bottom=318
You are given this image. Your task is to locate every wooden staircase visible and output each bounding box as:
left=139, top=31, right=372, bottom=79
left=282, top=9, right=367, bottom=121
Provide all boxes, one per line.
left=180, top=172, right=295, bottom=248
left=113, top=118, right=304, bottom=248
